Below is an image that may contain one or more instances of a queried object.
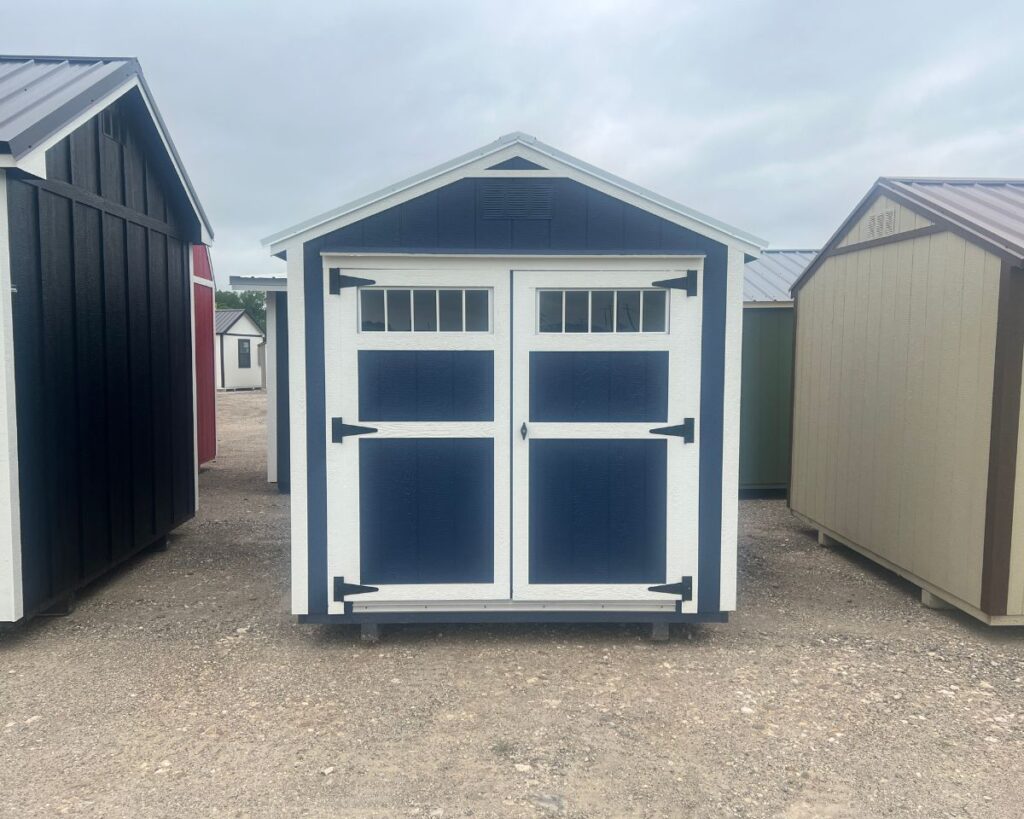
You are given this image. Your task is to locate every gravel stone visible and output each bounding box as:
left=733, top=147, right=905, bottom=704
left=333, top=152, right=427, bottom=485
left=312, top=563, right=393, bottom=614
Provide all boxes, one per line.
left=1, top=391, right=1022, bottom=817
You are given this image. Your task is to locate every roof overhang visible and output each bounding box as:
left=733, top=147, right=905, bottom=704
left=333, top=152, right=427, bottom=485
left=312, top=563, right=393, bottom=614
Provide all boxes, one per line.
left=262, top=133, right=766, bottom=258
left=230, top=274, right=287, bottom=292
left=0, top=60, right=213, bottom=244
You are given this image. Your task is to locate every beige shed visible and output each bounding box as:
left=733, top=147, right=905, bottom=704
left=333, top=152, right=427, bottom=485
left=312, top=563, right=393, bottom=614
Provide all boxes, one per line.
left=789, top=178, right=1024, bottom=625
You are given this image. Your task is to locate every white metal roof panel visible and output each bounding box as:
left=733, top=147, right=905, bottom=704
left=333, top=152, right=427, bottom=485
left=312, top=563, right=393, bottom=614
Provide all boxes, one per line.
left=744, top=250, right=816, bottom=302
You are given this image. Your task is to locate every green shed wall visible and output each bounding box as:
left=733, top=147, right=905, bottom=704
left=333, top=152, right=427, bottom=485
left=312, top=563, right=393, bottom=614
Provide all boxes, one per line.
left=740, top=306, right=794, bottom=491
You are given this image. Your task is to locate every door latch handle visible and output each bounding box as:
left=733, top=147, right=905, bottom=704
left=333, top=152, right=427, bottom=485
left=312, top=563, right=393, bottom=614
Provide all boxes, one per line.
left=520, top=422, right=528, bottom=440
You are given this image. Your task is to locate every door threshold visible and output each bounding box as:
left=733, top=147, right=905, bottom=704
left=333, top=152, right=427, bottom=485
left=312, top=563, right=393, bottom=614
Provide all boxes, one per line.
left=299, top=610, right=728, bottom=625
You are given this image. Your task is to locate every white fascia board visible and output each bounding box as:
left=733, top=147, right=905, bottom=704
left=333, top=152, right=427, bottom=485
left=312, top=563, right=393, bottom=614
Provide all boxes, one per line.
left=743, top=300, right=794, bottom=308
left=263, top=134, right=766, bottom=256
left=3, top=77, right=213, bottom=245
left=230, top=275, right=287, bottom=292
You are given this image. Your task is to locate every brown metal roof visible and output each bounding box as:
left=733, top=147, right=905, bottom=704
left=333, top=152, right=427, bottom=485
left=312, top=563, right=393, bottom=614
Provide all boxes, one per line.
left=792, top=177, right=1024, bottom=296
left=879, top=178, right=1024, bottom=262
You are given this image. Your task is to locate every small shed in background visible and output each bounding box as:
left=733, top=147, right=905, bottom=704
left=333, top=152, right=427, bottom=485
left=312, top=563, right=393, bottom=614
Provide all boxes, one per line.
left=215, top=309, right=264, bottom=390
left=229, top=276, right=288, bottom=489
left=740, top=250, right=815, bottom=493
left=790, top=178, right=1024, bottom=625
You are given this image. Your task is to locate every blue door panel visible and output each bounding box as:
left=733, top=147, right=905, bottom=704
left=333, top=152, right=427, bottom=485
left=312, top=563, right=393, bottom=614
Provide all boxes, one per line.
left=358, top=350, right=494, bottom=421
left=529, top=351, right=669, bottom=422
left=359, top=438, right=494, bottom=584
left=529, top=439, right=667, bottom=584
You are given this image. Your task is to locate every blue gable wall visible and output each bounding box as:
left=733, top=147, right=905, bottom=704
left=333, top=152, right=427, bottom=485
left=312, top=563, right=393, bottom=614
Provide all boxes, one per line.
left=321, top=177, right=711, bottom=255
left=302, top=175, right=728, bottom=616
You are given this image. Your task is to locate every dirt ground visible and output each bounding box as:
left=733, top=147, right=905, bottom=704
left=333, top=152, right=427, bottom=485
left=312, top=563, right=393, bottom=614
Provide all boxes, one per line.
left=2, top=391, right=1023, bottom=818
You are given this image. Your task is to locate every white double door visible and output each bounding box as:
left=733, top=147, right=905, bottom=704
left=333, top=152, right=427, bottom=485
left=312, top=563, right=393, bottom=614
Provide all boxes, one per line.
left=324, top=263, right=701, bottom=611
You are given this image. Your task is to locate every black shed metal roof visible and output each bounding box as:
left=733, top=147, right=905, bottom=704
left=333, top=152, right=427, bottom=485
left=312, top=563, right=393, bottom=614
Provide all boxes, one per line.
left=0, top=55, right=212, bottom=240
left=215, top=309, right=246, bottom=335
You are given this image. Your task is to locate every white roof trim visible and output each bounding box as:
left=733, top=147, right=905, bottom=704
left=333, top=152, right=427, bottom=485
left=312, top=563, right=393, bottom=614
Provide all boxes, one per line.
left=230, top=274, right=287, bottom=292
left=2, top=75, right=213, bottom=244
left=262, top=132, right=766, bottom=254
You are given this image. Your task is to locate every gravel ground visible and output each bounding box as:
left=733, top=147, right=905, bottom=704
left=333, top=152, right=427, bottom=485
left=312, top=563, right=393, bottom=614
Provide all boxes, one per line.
left=2, top=390, right=1023, bottom=818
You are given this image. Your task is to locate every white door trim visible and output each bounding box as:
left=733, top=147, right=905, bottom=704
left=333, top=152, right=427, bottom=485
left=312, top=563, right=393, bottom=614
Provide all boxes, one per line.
left=324, top=265, right=511, bottom=610
left=510, top=266, right=703, bottom=608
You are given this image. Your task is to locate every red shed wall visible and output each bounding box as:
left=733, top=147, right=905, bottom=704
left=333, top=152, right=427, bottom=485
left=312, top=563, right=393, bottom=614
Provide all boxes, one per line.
left=193, top=245, right=216, bottom=464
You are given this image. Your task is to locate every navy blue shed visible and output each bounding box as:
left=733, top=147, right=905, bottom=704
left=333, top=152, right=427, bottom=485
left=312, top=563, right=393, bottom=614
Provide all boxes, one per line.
left=259, top=133, right=764, bottom=631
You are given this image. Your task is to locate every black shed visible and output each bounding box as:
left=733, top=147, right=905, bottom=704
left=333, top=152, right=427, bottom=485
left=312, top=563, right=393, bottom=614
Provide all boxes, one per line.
left=0, top=55, right=213, bottom=622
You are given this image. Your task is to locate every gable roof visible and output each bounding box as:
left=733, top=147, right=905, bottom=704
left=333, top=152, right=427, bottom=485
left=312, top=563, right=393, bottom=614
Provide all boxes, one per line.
left=262, top=132, right=766, bottom=255
left=880, top=178, right=1024, bottom=261
left=744, top=249, right=816, bottom=303
left=792, top=177, right=1024, bottom=296
left=215, top=308, right=264, bottom=336
left=0, top=55, right=212, bottom=242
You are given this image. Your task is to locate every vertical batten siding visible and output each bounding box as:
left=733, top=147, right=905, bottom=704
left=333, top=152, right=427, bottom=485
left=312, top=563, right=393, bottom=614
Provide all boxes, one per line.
left=836, top=194, right=933, bottom=248
left=791, top=231, right=1000, bottom=608
left=7, top=178, right=196, bottom=617
left=0, top=172, right=24, bottom=621
left=739, top=307, right=794, bottom=489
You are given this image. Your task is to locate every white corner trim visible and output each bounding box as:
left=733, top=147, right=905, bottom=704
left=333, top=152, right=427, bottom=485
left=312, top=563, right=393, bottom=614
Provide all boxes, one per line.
left=718, top=247, right=745, bottom=612
left=0, top=171, right=24, bottom=622
left=285, top=242, right=309, bottom=614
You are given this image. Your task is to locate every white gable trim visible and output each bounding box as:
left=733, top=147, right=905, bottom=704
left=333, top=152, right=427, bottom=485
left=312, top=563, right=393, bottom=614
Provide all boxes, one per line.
left=263, top=134, right=765, bottom=256
left=0, top=76, right=213, bottom=244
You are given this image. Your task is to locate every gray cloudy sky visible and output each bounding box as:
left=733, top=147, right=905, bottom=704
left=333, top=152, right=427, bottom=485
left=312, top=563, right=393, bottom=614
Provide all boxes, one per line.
left=6, top=1, right=1024, bottom=279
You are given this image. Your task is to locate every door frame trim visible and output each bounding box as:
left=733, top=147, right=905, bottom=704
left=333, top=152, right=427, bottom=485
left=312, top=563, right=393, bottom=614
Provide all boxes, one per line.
left=300, top=251, right=734, bottom=616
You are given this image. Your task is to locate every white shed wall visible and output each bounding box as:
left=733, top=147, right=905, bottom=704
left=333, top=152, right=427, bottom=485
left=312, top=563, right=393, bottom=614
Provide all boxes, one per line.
left=791, top=231, right=1001, bottom=610
left=218, top=313, right=264, bottom=390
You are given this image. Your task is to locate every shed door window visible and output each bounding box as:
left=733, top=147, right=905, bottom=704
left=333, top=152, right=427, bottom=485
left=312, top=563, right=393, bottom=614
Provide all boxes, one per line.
left=360, top=288, right=490, bottom=333
left=537, top=289, right=668, bottom=333
left=238, top=338, right=251, bottom=368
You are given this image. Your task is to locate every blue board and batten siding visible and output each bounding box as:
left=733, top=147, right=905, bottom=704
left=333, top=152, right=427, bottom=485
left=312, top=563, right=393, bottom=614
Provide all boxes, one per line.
left=300, top=175, right=729, bottom=615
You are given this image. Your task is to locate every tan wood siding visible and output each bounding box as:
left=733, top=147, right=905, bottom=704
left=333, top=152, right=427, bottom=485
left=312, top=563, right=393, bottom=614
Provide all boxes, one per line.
left=837, top=195, right=933, bottom=248
left=791, top=231, right=1000, bottom=608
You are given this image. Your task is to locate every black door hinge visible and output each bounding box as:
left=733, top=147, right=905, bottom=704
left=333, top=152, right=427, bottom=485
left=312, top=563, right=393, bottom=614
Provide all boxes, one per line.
left=333, top=577, right=379, bottom=602
left=329, top=268, right=376, bottom=294
left=650, top=418, right=695, bottom=443
left=331, top=417, right=378, bottom=443
left=648, top=577, right=693, bottom=601
left=652, top=269, right=698, bottom=297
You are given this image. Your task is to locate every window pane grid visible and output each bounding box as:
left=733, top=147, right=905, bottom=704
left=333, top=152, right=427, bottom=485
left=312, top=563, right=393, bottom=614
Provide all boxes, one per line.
left=536, top=288, right=668, bottom=334
left=361, top=287, right=490, bottom=333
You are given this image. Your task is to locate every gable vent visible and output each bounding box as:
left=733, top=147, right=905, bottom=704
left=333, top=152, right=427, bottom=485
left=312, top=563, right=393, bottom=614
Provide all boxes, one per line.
left=481, top=181, right=553, bottom=220
left=864, top=208, right=897, bottom=240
